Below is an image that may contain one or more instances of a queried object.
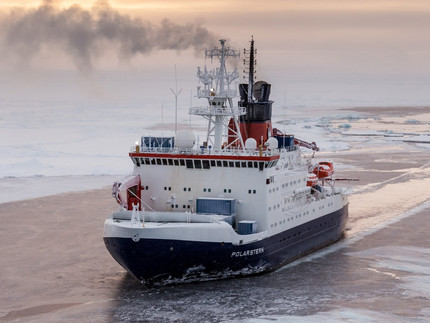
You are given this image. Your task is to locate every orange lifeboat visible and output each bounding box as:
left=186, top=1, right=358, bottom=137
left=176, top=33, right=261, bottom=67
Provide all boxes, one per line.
left=307, top=173, right=318, bottom=186
left=313, top=161, right=334, bottom=179
left=112, top=174, right=142, bottom=210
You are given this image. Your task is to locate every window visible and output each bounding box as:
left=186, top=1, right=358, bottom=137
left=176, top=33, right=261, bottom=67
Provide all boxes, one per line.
left=241, top=161, right=247, bottom=168
left=168, top=159, right=173, bottom=166
left=186, top=159, right=193, bottom=169
left=235, top=161, right=240, bottom=168
left=203, top=160, right=210, bottom=169
left=210, top=160, right=216, bottom=167
left=229, top=161, right=234, bottom=167
left=174, top=159, right=179, bottom=166
left=180, top=159, right=185, bottom=166
left=248, top=161, right=253, bottom=168
left=162, top=159, right=167, bottom=165
left=194, top=160, right=202, bottom=169
left=217, top=160, right=222, bottom=167
left=223, top=161, right=228, bottom=167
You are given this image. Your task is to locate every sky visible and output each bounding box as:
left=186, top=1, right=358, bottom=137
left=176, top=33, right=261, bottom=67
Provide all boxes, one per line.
left=0, top=0, right=429, bottom=106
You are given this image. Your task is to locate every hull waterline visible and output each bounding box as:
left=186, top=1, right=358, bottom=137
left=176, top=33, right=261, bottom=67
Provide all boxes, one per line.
left=104, top=205, right=348, bottom=284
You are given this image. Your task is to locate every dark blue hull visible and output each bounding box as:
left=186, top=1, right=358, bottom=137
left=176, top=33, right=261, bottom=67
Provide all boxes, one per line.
left=104, top=204, right=348, bottom=284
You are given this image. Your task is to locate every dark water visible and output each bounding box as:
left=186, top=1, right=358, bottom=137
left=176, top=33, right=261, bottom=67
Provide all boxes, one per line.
left=104, top=203, right=430, bottom=322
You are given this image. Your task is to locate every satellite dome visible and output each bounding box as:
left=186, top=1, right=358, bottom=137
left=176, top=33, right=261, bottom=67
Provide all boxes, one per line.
left=175, top=130, right=195, bottom=150
left=245, top=138, right=257, bottom=150
left=265, top=137, right=278, bottom=149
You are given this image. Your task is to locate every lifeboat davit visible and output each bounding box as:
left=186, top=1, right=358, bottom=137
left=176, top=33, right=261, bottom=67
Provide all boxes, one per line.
left=313, top=161, right=334, bottom=179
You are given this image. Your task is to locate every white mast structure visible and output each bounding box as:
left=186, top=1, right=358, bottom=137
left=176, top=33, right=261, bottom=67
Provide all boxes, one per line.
left=190, top=39, right=246, bottom=151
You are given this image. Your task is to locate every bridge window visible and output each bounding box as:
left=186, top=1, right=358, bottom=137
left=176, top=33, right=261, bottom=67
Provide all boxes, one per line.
left=186, top=160, right=193, bottom=169
left=203, top=160, right=210, bottom=169
left=194, top=160, right=202, bottom=169
left=217, top=160, right=222, bottom=167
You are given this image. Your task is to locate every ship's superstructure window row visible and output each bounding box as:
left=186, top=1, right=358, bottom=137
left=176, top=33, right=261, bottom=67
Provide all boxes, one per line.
left=131, top=157, right=278, bottom=170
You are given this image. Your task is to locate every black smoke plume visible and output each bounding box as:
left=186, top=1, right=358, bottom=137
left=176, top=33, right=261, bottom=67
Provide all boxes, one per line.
left=0, top=0, right=218, bottom=71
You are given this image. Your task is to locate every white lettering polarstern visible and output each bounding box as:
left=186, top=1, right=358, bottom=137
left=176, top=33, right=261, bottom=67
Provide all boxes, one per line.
left=231, top=247, right=264, bottom=257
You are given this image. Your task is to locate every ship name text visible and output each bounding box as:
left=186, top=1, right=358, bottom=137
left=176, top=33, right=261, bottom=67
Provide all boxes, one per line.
left=231, top=247, right=264, bottom=258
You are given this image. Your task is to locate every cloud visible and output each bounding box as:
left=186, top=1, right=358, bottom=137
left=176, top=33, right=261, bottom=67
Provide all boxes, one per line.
left=0, top=0, right=219, bottom=71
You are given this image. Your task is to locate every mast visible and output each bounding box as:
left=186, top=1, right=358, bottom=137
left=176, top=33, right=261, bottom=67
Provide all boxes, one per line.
left=190, top=39, right=245, bottom=151
left=247, top=37, right=255, bottom=103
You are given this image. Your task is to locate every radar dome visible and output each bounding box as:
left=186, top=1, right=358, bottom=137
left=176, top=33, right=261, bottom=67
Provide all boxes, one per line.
left=175, top=130, right=195, bottom=150
left=245, top=138, right=257, bottom=150
left=265, top=137, right=278, bottom=149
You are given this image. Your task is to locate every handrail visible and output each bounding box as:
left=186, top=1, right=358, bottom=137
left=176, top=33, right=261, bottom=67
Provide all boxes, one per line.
left=189, top=106, right=246, bottom=116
